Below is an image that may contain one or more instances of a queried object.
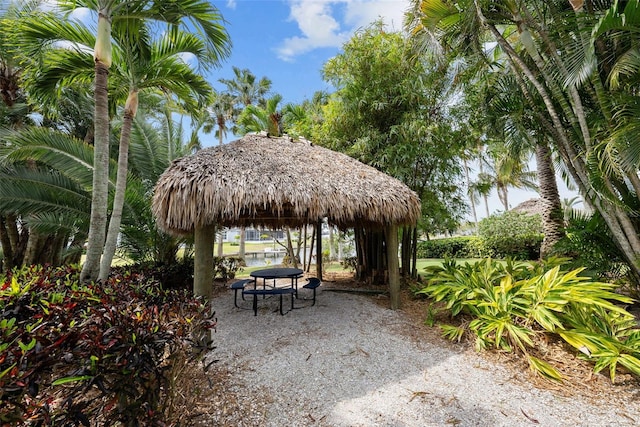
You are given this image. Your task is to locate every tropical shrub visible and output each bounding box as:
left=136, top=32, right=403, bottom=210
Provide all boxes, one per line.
left=416, top=236, right=482, bottom=258
left=213, top=256, right=241, bottom=282
left=341, top=256, right=358, bottom=272
left=552, top=210, right=630, bottom=283
left=478, top=211, right=543, bottom=260
left=0, top=265, right=216, bottom=425
left=417, top=258, right=639, bottom=382
left=127, top=257, right=196, bottom=291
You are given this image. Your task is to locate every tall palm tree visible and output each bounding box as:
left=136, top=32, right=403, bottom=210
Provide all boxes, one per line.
left=121, top=109, right=195, bottom=264
left=48, top=0, right=230, bottom=282
left=219, top=68, right=272, bottom=261
left=207, top=90, right=236, bottom=146
left=220, top=66, right=272, bottom=109
left=98, top=25, right=213, bottom=280
left=20, top=14, right=217, bottom=280
left=18, top=1, right=230, bottom=281
left=482, top=146, right=538, bottom=212
left=482, top=69, right=566, bottom=255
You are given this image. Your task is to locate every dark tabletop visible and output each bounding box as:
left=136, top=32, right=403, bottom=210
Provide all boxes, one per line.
left=250, top=268, right=304, bottom=279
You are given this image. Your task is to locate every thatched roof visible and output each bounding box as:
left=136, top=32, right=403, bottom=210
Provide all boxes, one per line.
left=152, top=134, right=421, bottom=234
left=511, top=198, right=544, bottom=216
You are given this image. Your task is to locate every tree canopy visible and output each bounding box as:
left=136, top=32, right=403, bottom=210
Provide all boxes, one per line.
left=317, top=21, right=467, bottom=235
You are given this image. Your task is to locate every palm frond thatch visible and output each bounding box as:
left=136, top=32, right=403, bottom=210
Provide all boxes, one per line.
left=152, top=134, right=421, bottom=233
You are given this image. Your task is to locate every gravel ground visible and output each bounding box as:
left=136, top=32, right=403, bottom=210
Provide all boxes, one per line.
left=202, top=283, right=640, bottom=427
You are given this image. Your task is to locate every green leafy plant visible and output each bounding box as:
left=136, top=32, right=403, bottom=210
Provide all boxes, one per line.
left=417, top=258, right=636, bottom=382
left=478, top=211, right=543, bottom=260
left=340, top=256, right=358, bottom=272
left=213, top=256, right=241, bottom=282
left=552, top=210, right=630, bottom=283
left=416, top=236, right=483, bottom=258
left=559, top=305, right=640, bottom=383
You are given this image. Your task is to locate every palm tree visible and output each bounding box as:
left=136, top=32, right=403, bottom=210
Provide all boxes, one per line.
left=236, top=94, right=284, bottom=136
left=406, top=0, right=640, bottom=275
left=220, top=66, right=272, bottom=109
left=47, top=0, right=230, bottom=282
left=18, top=1, right=230, bottom=281
left=98, top=25, right=214, bottom=280
left=219, top=68, right=273, bottom=261
left=0, top=127, right=96, bottom=266
left=483, top=146, right=538, bottom=212
left=0, top=2, right=42, bottom=270
left=482, top=70, right=566, bottom=255
left=207, top=91, right=236, bottom=146
left=20, top=14, right=218, bottom=280
left=0, top=113, right=194, bottom=268
left=121, top=109, right=196, bottom=264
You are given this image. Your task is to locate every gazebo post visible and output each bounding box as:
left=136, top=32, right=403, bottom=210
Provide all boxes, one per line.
left=316, top=219, right=323, bottom=281
left=194, top=225, right=215, bottom=299
left=385, top=224, right=400, bottom=309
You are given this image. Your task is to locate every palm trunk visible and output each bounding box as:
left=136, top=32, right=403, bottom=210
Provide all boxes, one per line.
left=99, top=91, right=138, bottom=281
left=302, top=226, right=307, bottom=267
left=477, top=149, right=490, bottom=217
left=0, top=216, right=13, bottom=271
left=23, top=230, right=42, bottom=266
left=328, top=225, right=335, bottom=261
left=81, top=8, right=112, bottom=283
left=474, top=1, right=640, bottom=275
left=239, top=226, right=246, bottom=260
left=285, top=227, right=297, bottom=268
left=497, top=185, right=509, bottom=211
left=217, top=230, right=224, bottom=257
left=536, top=141, right=565, bottom=258
left=463, top=158, right=479, bottom=230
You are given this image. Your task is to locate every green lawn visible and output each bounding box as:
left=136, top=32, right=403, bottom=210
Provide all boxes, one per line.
left=235, top=258, right=484, bottom=278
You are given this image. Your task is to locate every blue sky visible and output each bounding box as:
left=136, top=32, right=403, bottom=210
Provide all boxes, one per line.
left=202, top=0, right=409, bottom=145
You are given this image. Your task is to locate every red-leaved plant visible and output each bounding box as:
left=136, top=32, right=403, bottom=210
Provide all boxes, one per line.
left=0, top=265, right=216, bottom=426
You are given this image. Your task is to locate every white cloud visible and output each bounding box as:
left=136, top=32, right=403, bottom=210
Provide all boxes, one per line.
left=178, top=52, right=198, bottom=67
left=69, top=7, right=93, bottom=23
left=226, top=0, right=237, bottom=9
left=276, top=0, right=410, bottom=61
left=343, top=0, right=409, bottom=31
left=277, top=1, right=350, bottom=61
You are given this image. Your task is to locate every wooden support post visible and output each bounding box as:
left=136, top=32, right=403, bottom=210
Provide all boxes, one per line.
left=316, top=219, right=323, bottom=281
left=385, top=224, right=400, bottom=310
left=194, top=225, right=215, bottom=299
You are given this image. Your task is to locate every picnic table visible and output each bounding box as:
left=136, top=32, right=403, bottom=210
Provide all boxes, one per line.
left=250, top=267, right=303, bottom=292
left=234, top=267, right=303, bottom=315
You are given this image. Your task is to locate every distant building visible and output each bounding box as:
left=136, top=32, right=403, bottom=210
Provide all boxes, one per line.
left=220, top=223, right=333, bottom=243
left=221, top=227, right=285, bottom=243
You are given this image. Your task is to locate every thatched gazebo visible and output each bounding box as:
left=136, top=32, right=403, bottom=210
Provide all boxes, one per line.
left=152, top=134, right=421, bottom=309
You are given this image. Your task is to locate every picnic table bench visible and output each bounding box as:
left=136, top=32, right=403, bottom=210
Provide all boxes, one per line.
left=242, top=287, right=296, bottom=316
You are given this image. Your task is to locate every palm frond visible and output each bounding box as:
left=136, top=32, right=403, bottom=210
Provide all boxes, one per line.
left=608, top=47, right=640, bottom=88
left=1, top=127, right=95, bottom=188
left=0, top=164, right=90, bottom=218
left=141, top=0, right=231, bottom=68
left=17, top=12, right=95, bottom=60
